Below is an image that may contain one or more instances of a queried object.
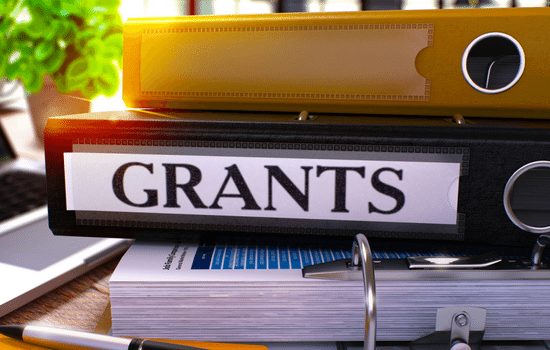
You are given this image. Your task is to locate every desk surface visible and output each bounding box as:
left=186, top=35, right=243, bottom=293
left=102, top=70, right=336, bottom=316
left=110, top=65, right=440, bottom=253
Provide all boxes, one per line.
left=0, top=260, right=118, bottom=331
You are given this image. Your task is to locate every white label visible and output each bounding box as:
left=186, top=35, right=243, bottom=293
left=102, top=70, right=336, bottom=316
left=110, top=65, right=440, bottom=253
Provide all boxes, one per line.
left=64, top=152, right=460, bottom=226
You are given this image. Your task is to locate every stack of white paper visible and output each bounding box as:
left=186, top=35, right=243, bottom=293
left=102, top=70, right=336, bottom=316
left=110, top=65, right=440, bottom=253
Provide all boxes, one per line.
left=110, top=241, right=550, bottom=342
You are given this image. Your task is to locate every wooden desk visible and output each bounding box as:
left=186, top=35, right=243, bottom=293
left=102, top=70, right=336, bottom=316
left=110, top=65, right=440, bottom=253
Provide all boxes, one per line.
left=0, top=259, right=119, bottom=331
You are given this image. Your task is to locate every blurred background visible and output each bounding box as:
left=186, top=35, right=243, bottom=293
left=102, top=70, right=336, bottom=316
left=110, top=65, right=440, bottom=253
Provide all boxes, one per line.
left=120, top=0, right=548, bottom=18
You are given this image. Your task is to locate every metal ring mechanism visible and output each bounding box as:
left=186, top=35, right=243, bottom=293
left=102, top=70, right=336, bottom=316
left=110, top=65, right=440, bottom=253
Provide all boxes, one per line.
left=351, top=233, right=377, bottom=350
left=532, top=235, right=550, bottom=267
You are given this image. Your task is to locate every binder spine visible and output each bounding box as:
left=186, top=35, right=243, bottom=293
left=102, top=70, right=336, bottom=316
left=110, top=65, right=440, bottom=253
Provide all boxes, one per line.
left=45, top=111, right=550, bottom=246
left=123, top=8, right=550, bottom=118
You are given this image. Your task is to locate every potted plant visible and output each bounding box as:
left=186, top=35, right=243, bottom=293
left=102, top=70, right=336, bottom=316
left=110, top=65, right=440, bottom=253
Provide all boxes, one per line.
left=0, top=0, right=123, bottom=141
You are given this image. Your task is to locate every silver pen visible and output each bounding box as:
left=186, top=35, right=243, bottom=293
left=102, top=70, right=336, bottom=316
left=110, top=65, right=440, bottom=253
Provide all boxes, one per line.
left=0, top=324, right=202, bottom=350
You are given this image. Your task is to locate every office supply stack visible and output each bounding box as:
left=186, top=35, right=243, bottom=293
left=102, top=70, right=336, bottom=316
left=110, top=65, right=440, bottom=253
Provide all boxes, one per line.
left=45, top=7, right=550, bottom=348
left=109, top=240, right=550, bottom=344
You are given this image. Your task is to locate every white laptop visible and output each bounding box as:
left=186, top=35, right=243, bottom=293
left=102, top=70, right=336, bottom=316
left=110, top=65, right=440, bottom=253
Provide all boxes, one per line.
left=0, top=121, right=130, bottom=317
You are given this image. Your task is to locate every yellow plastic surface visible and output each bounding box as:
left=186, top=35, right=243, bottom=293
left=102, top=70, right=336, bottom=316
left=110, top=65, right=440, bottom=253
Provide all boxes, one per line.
left=0, top=334, right=267, bottom=350
left=123, top=7, right=550, bottom=118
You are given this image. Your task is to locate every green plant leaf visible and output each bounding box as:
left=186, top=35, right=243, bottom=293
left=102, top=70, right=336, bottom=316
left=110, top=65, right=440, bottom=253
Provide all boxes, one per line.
left=90, top=5, right=108, bottom=16
left=65, top=57, right=89, bottom=92
left=57, top=19, right=77, bottom=38
left=59, top=2, right=83, bottom=16
left=43, top=19, right=61, bottom=41
left=20, top=9, right=51, bottom=39
left=0, top=40, right=7, bottom=74
left=5, top=53, right=28, bottom=80
left=1, top=0, right=20, bottom=18
left=15, top=64, right=44, bottom=93
left=0, top=59, right=5, bottom=78
left=52, top=73, right=68, bottom=92
left=66, top=57, right=88, bottom=79
left=5, top=60, right=22, bottom=80
left=102, top=45, right=120, bottom=62
left=75, top=29, right=95, bottom=51
left=102, top=33, right=122, bottom=65
left=18, top=66, right=31, bottom=85
left=94, top=22, right=109, bottom=36
left=83, top=37, right=104, bottom=57
left=65, top=76, right=88, bottom=93
left=24, top=69, right=44, bottom=93
left=99, top=0, right=121, bottom=13
left=94, top=61, right=119, bottom=96
left=3, top=0, right=122, bottom=96
left=86, top=57, right=102, bottom=77
left=104, top=32, right=122, bottom=49
left=27, top=0, right=54, bottom=14
left=0, top=17, right=12, bottom=34
left=43, top=48, right=65, bottom=73
left=11, top=42, right=33, bottom=58
left=34, top=40, right=55, bottom=62
left=81, top=80, right=97, bottom=99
